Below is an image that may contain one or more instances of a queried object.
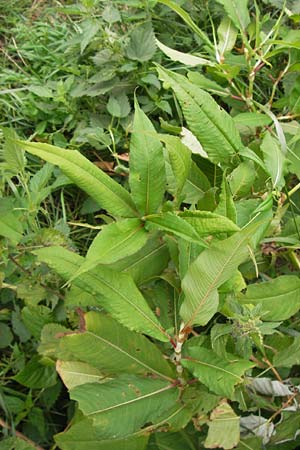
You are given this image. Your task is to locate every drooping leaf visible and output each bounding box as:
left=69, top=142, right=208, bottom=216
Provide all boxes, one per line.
left=182, top=347, right=253, bottom=397
left=126, top=22, right=156, bottom=62
left=217, top=17, right=238, bottom=60
left=179, top=210, right=239, bottom=235
left=17, top=140, right=138, bottom=218
left=58, top=312, right=175, bottom=380
left=180, top=223, right=262, bottom=327
left=145, top=212, right=208, bottom=245
left=237, top=275, right=300, bottom=321
left=261, top=132, right=286, bottom=189
left=156, top=39, right=214, bottom=67
left=129, top=99, right=166, bottom=215
left=56, top=361, right=106, bottom=390
left=156, top=67, right=244, bottom=164
left=205, top=401, right=240, bottom=449
left=55, top=418, right=148, bottom=450
left=216, top=0, right=250, bottom=31
left=35, top=247, right=170, bottom=342
left=70, top=375, right=178, bottom=438
left=69, top=219, right=148, bottom=281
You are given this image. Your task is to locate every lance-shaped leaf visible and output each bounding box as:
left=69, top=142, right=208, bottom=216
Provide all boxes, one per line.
left=129, top=99, right=166, bottom=215
left=237, top=275, right=300, bottom=321
left=35, top=247, right=170, bottom=342
left=215, top=173, right=237, bottom=223
left=179, top=210, right=239, bottom=235
left=156, top=67, right=244, bottom=164
left=17, top=140, right=138, bottom=218
left=70, top=375, right=178, bottom=438
left=217, top=17, right=238, bottom=60
left=56, top=361, right=106, bottom=390
left=180, top=223, right=262, bottom=327
left=156, top=39, right=214, bottom=67
left=145, top=212, right=208, bottom=246
left=216, top=0, right=250, bottom=31
left=261, top=132, right=286, bottom=189
left=58, top=312, right=175, bottom=380
left=182, top=347, right=253, bottom=397
left=205, top=401, right=240, bottom=450
left=68, top=219, right=148, bottom=282
left=55, top=418, right=148, bottom=450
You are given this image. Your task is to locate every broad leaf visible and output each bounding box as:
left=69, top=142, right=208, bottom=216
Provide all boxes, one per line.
left=228, top=161, right=256, bottom=197
left=35, top=247, right=170, bottom=342
left=129, top=100, right=166, bottom=215
left=69, top=219, right=148, bottom=281
left=182, top=347, right=253, bottom=397
left=70, top=375, right=178, bottom=438
left=58, top=312, right=175, bottom=380
left=145, top=212, right=208, bottom=245
left=237, top=275, right=300, bottom=321
left=13, top=355, right=57, bottom=389
left=55, top=418, right=148, bottom=450
left=56, top=361, right=106, bottom=389
left=157, top=67, right=244, bottom=164
left=180, top=223, right=262, bottom=327
left=216, top=0, right=250, bottom=31
left=126, top=22, right=156, bottom=62
left=273, top=337, right=300, bottom=367
left=179, top=210, right=239, bottom=235
left=205, top=401, right=240, bottom=450
left=261, top=132, right=286, bottom=189
left=18, top=140, right=138, bottom=218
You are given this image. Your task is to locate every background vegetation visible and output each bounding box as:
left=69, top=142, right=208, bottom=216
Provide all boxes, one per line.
left=1, top=0, right=300, bottom=449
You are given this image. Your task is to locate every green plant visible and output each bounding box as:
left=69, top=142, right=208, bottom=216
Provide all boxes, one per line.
left=5, top=58, right=299, bottom=448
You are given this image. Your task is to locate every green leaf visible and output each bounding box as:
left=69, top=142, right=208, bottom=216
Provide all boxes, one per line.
left=0, top=199, right=23, bottom=244
left=179, top=210, right=239, bottom=235
left=22, top=305, right=54, bottom=338
left=180, top=223, right=262, bottom=327
left=2, top=128, right=26, bottom=174
left=233, top=112, right=272, bottom=127
left=0, top=437, right=36, bottom=450
left=80, top=19, right=100, bottom=53
left=69, top=219, right=148, bottom=282
left=217, top=17, right=238, bottom=59
left=228, top=161, right=256, bottom=197
left=126, top=22, right=156, bottom=62
left=216, top=0, right=250, bottom=31
left=70, top=375, right=178, bottom=438
left=129, top=100, right=166, bottom=215
left=55, top=418, right=148, bottom=450
left=56, top=361, right=106, bottom=390
left=107, top=93, right=130, bottom=118
left=14, top=355, right=57, bottom=389
left=182, top=347, right=253, bottom=397
left=156, top=39, right=214, bottom=67
left=58, top=312, right=175, bottom=380
left=237, top=275, right=300, bottom=321
left=261, top=132, right=286, bottom=189
left=215, top=173, right=237, bottom=223
left=180, top=162, right=211, bottom=204
left=145, top=212, right=208, bottom=245
left=273, top=337, right=300, bottom=367
left=156, top=67, right=244, bottom=164
left=35, top=247, right=170, bottom=342
left=205, top=401, right=240, bottom=449
left=17, top=140, right=138, bottom=218
left=0, top=323, right=13, bottom=348
left=28, top=84, right=53, bottom=97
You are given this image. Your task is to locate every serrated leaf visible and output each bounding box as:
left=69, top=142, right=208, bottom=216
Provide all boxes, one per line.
left=261, top=132, right=286, bottom=189
left=80, top=19, right=100, bottom=53
left=157, top=67, right=244, bottom=164
left=145, top=212, right=208, bottom=245
left=179, top=210, right=239, bottom=235
left=217, top=17, right=238, bottom=59
left=216, top=0, right=250, bottom=31
left=2, top=128, right=26, bottom=174
left=156, top=39, right=214, bottom=67
left=126, top=22, right=156, bottom=62
left=182, top=347, right=253, bottom=397
left=107, top=93, right=130, bottom=118
left=129, top=100, right=166, bottom=215
left=58, top=311, right=174, bottom=380
left=180, top=223, right=262, bottom=327
left=35, top=246, right=170, bottom=342
left=17, top=140, right=138, bottom=218
left=205, top=401, right=240, bottom=449
left=69, top=219, right=148, bottom=282
left=237, top=275, right=300, bottom=321
left=71, top=375, right=178, bottom=438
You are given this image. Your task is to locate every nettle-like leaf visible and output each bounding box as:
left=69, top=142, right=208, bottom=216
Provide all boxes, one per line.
left=182, top=347, right=253, bottom=398
left=156, top=66, right=244, bottom=164
left=58, top=311, right=175, bottom=381
left=70, top=375, right=178, bottom=438
left=126, top=22, right=156, bottom=62
left=17, top=140, right=138, bottom=218
left=180, top=222, right=263, bottom=327
left=129, top=99, right=166, bottom=215
left=35, top=247, right=170, bottom=342
left=68, top=219, right=148, bottom=282
left=237, top=275, right=300, bottom=321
